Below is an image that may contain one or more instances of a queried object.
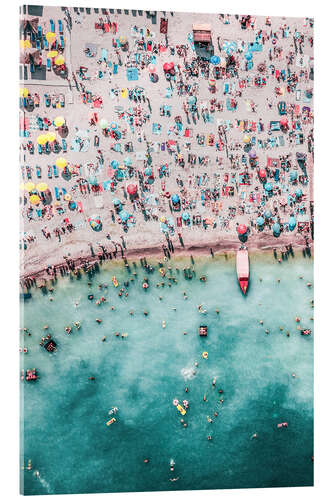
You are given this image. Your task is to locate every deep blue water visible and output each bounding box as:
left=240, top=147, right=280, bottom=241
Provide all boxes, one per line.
left=21, top=252, right=313, bottom=495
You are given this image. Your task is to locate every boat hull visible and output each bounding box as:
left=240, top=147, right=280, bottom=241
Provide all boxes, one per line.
left=236, top=249, right=249, bottom=295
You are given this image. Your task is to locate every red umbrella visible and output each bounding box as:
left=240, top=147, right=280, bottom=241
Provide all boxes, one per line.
left=280, top=117, right=288, bottom=126
left=237, top=224, right=247, bottom=235
left=258, top=168, right=267, bottom=178
left=163, top=62, right=174, bottom=72
left=127, top=184, right=137, bottom=195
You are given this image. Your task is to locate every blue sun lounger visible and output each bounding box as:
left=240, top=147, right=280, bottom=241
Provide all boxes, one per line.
left=37, top=144, right=42, bottom=154
left=60, top=35, right=65, bottom=49
left=50, top=19, right=55, bottom=32
left=36, top=39, right=41, bottom=50
left=62, top=139, right=67, bottom=152
left=30, top=63, right=35, bottom=73
left=37, top=26, right=42, bottom=38
left=54, top=187, right=60, bottom=201
left=46, top=58, right=51, bottom=71
left=43, top=35, right=48, bottom=49
left=53, top=165, right=59, bottom=177
left=36, top=166, right=42, bottom=179
left=58, top=19, right=63, bottom=33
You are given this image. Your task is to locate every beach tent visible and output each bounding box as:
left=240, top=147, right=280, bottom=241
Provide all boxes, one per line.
left=289, top=216, right=297, bottom=231
left=264, top=182, right=273, bottom=192
left=88, top=215, right=102, bottom=231
left=257, top=216, right=265, bottom=226
left=237, top=224, right=247, bottom=235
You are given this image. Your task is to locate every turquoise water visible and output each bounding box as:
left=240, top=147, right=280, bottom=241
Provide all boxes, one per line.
left=21, top=252, right=313, bottom=495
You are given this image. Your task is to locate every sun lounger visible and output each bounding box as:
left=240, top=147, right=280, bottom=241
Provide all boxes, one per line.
left=30, top=63, right=35, bottom=73
left=37, top=144, right=42, bottom=154
left=36, top=166, right=41, bottom=179
left=58, top=19, right=63, bottom=33
left=46, top=58, right=51, bottom=71
left=50, top=19, right=55, bottom=32
left=54, top=187, right=60, bottom=201
left=43, top=35, right=48, bottom=49
left=36, top=39, right=41, bottom=50
left=62, top=139, right=67, bottom=152
left=53, top=165, right=59, bottom=178
left=60, top=35, right=65, bottom=49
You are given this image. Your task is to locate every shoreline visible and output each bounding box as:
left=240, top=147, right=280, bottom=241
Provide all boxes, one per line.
left=20, top=234, right=313, bottom=286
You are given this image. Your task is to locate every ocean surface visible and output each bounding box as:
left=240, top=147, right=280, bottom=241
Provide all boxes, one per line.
left=20, top=252, right=314, bottom=495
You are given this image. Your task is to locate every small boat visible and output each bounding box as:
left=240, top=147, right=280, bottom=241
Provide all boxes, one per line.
left=236, top=247, right=249, bottom=295
left=198, top=325, right=208, bottom=337
left=106, top=417, right=116, bottom=426
left=112, top=276, right=119, bottom=287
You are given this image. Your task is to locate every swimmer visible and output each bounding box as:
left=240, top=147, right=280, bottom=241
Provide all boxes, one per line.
left=251, top=433, right=258, bottom=439
left=96, top=318, right=102, bottom=323
left=208, top=435, right=212, bottom=441
left=203, top=394, right=207, bottom=402
left=307, top=282, right=312, bottom=287
left=265, top=329, right=269, bottom=334
left=74, top=321, right=81, bottom=329
left=277, top=278, right=280, bottom=283
left=49, top=297, right=53, bottom=301
left=207, top=416, right=213, bottom=423
left=185, top=387, right=188, bottom=393
left=144, top=459, right=149, bottom=463
left=129, top=310, right=134, bottom=315
left=259, top=320, right=263, bottom=325
left=102, top=336, right=106, bottom=342
left=43, top=325, right=49, bottom=330
left=216, top=309, right=220, bottom=314
left=144, top=310, right=149, bottom=316
left=212, top=378, right=216, bottom=388
left=65, top=326, right=72, bottom=334
left=295, top=317, right=301, bottom=322
left=292, top=373, right=296, bottom=378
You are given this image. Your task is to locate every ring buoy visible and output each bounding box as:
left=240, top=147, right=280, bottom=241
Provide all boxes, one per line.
left=202, top=351, right=208, bottom=359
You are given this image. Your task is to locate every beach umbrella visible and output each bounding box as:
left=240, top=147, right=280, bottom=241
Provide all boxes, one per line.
left=29, top=194, right=40, bottom=205
left=110, top=122, right=118, bottom=130
left=99, top=118, right=109, bottom=129
left=295, top=188, right=303, bottom=198
left=88, top=215, right=102, bottom=231
left=280, top=197, right=288, bottom=206
left=36, top=182, right=48, bottom=192
left=119, top=36, right=127, bottom=45
left=119, top=210, right=130, bottom=222
left=111, top=160, right=119, bottom=169
left=45, top=132, right=57, bottom=143
left=113, top=198, right=122, bottom=207
left=55, top=55, right=65, bottom=66
left=289, top=171, right=298, bottom=181
left=248, top=149, right=257, bottom=159
left=47, top=50, right=58, bottom=59
left=237, top=224, right=247, bottom=235
left=243, top=134, right=251, bottom=144
left=264, top=210, right=272, bottom=219
left=20, top=39, right=31, bottom=49
left=127, top=184, right=137, bottom=195
left=257, top=216, right=265, bottom=226
left=144, top=167, right=153, bottom=176
left=258, top=168, right=266, bottom=178
left=171, top=194, right=180, bottom=203
left=210, top=55, right=221, bottom=65
left=64, top=193, right=72, bottom=201
left=264, top=182, right=273, bottom=192
left=19, top=87, right=29, bottom=98
left=88, top=175, right=98, bottom=186
left=182, top=211, right=190, bottom=221
left=160, top=216, right=167, bottom=223
left=163, top=62, right=174, bottom=72
left=280, top=117, right=288, bottom=126
left=148, top=63, right=156, bottom=73
left=24, top=182, right=35, bottom=192
left=54, top=116, right=65, bottom=128
left=289, top=216, right=297, bottom=231
left=46, top=32, right=57, bottom=43
left=245, top=51, right=253, bottom=60
left=272, top=222, right=281, bottom=235
left=37, top=134, right=48, bottom=145
left=56, top=157, right=67, bottom=169
left=222, top=40, right=237, bottom=55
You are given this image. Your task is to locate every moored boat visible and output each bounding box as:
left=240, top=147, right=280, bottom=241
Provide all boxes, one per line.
left=236, top=246, right=249, bottom=295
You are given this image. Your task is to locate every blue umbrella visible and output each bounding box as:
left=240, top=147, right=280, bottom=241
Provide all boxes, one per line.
left=245, top=51, right=253, bottom=60
left=182, top=211, right=190, bottom=221
left=223, top=40, right=237, bottom=55
left=210, top=55, right=221, bottom=65
left=116, top=169, right=125, bottom=180
left=272, top=223, right=281, bottom=234
left=257, top=216, right=265, bottom=226
left=264, top=210, right=272, bottom=219
left=113, top=198, right=122, bottom=206
left=295, top=188, right=303, bottom=198
left=289, top=216, right=297, bottom=231
left=289, top=171, right=298, bottom=181
left=124, top=156, right=132, bottom=167
left=171, top=194, right=180, bottom=203
left=188, top=95, right=197, bottom=104
left=264, top=182, right=273, bottom=192
left=119, top=210, right=130, bottom=222
left=144, top=167, right=152, bottom=176
left=111, top=160, right=119, bottom=169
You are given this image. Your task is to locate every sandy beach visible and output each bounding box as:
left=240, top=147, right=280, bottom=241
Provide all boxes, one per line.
left=20, top=6, right=314, bottom=280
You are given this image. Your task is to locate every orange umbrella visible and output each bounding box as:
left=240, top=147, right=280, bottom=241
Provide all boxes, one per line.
left=29, top=194, right=41, bottom=205
left=55, top=55, right=65, bottom=66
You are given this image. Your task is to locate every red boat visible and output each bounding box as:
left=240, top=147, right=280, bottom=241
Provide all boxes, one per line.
left=236, top=247, right=249, bottom=295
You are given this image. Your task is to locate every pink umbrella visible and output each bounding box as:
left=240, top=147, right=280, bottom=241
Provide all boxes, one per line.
left=237, top=224, right=247, bottom=235
left=127, top=184, right=137, bottom=195
left=148, top=64, right=156, bottom=73
left=258, top=168, right=267, bottom=178
left=163, top=62, right=174, bottom=72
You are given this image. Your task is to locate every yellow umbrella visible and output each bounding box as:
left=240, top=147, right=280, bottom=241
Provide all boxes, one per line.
left=24, top=39, right=31, bottom=49
left=36, top=182, right=49, bottom=192
left=29, top=194, right=41, bottom=205
left=19, top=88, right=29, bottom=98
left=119, top=36, right=127, bottom=44
left=55, top=55, right=65, bottom=66
left=46, top=32, right=57, bottom=43
left=243, top=134, right=251, bottom=144
left=160, top=216, right=166, bottom=223
left=25, top=182, right=35, bottom=192
left=37, top=134, right=48, bottom=145
left=64, top=193, right=72, bottom=201
left=54, top=116, right=65, bottom=128
left=56, top=157, right=67, bottom=169
left=45, top=132, right=57, bottom=143
left=47, top=50, right=58, bottom=58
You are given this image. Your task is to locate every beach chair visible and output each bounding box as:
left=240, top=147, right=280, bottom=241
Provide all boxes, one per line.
left=37, top=144, right=42, bottom=154
left=46, top=58, right=51, bottom=71
left=62, top=139, right=67, bottom=153
left=43, top=35, right=48, bottom=50
left=37, top=116, right=44, bottom=130
left=58, top=20, right=63, bottom=34
left=37, top=26, right=42, bottom=38
left=47, top=166, right=52, bottom=179
left=36, top=39, right=41, bottom=50
left=30, top=63, right=35, bottom=73
left=44, top=94, right=51, bottom=107
left=53, top=165, right=59, bottom=178
left=36, top=166, right=42, bottom=179
left=50, top=19, right=55, bottom=32
left=54, top=187, right=60, bottom=201
left=60, top=35, right=65, bottom=49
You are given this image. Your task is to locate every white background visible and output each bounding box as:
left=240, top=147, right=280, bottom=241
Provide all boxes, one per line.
left=0, top=0, right=331, bottom=499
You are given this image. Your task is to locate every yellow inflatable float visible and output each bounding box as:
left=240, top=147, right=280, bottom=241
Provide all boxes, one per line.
left=202, top=351, right=208, bottom=359
left=176, top=404, right=186, bottom=416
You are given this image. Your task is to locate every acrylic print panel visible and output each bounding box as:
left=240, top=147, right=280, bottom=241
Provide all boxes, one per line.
left=19, top=4, right=314, bottom=495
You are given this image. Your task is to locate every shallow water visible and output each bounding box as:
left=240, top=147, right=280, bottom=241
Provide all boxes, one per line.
left=21, top=252, right=313, bottom=495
